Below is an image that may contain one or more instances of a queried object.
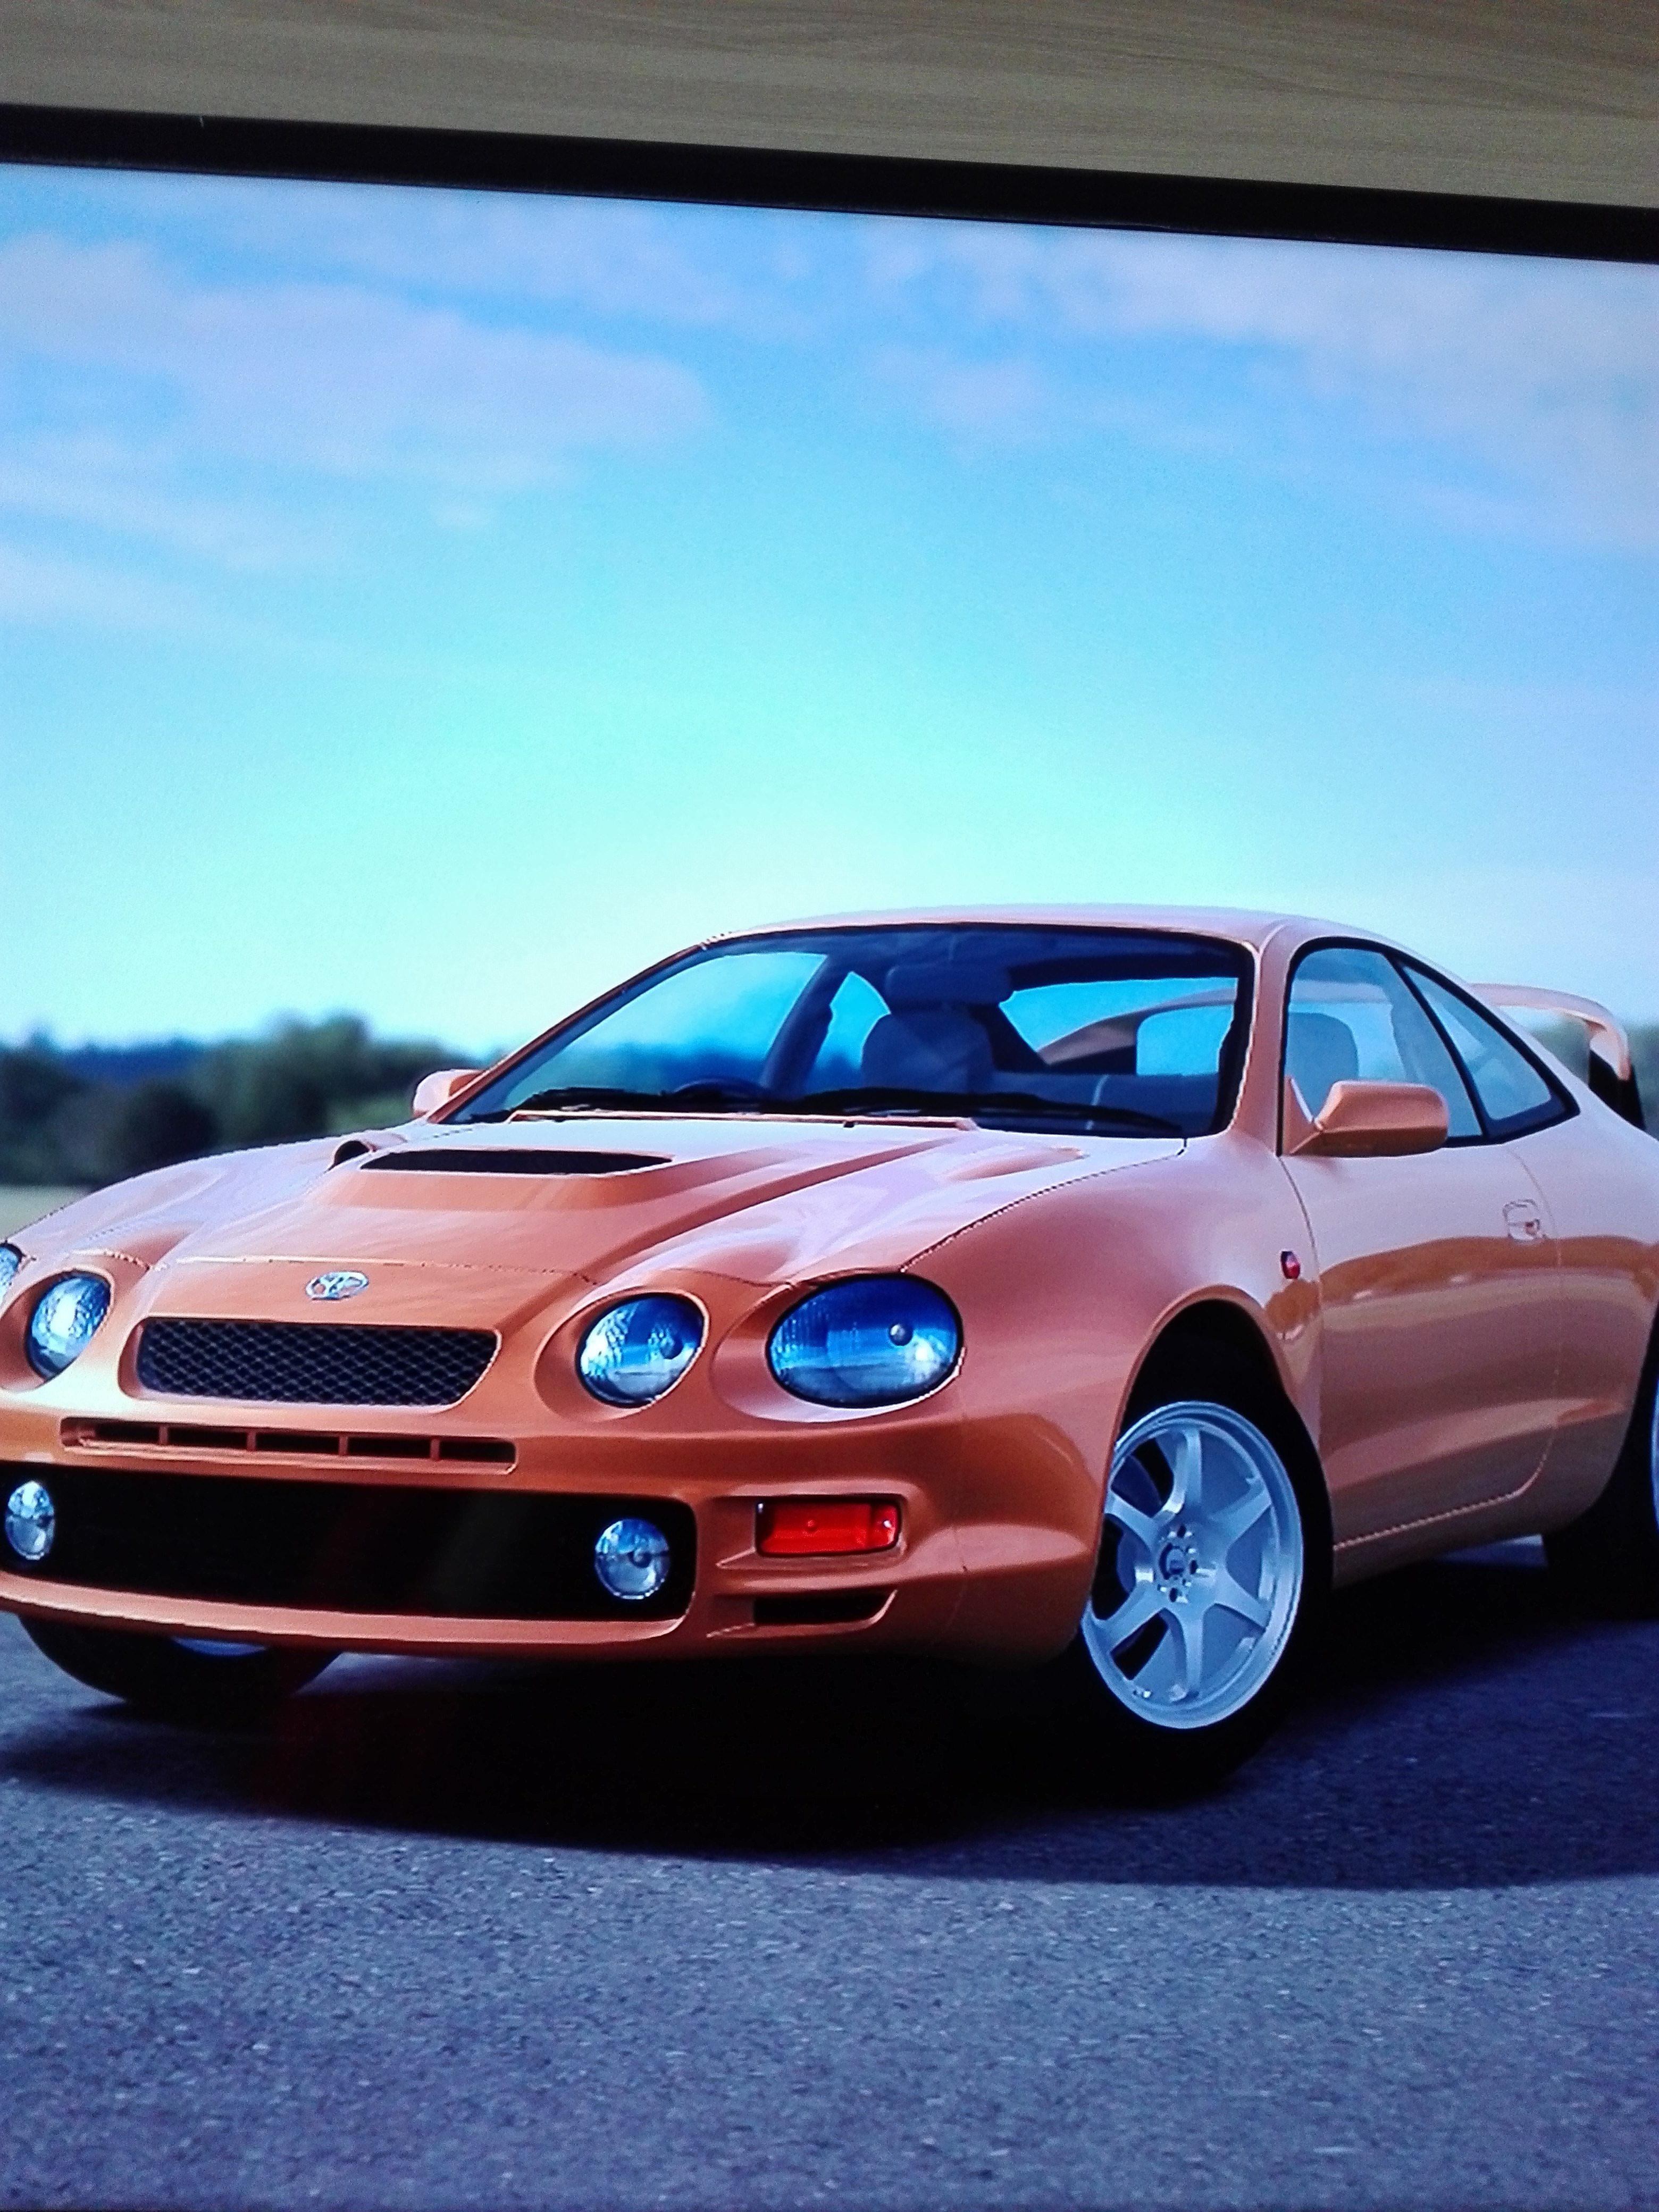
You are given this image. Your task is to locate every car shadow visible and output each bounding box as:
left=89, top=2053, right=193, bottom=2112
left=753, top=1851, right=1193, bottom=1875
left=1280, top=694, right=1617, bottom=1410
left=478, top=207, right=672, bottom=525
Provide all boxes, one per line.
left=6, top=1540, right=1657, bottom=1890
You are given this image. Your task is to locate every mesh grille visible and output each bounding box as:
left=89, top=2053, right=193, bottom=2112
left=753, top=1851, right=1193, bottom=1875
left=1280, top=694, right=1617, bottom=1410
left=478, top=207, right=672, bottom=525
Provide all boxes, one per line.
left=137, top=1319, right=497, bottom=1407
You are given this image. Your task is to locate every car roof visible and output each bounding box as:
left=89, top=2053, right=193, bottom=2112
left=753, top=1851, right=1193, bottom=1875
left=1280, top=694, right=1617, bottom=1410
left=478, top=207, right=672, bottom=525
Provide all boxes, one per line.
left=712, top=905, right=1391, bottom=959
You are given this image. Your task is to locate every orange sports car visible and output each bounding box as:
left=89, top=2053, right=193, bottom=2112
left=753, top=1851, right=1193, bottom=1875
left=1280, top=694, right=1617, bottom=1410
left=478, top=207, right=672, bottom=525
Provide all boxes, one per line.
left=3, top=908, right=1656, bottom=1787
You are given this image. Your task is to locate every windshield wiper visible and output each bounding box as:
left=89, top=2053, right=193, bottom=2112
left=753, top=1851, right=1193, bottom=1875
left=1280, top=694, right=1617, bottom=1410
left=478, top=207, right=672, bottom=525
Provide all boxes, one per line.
left=475, top=1080, right=780, bottom=1119
left=470, top=1080, right=1182, bottom=1137
left=471, top=1085, right=675, bottom=1119
left=968, top=1092, right=1183, bottom=1135
left=791, top=1087, right=1184, bottom=1135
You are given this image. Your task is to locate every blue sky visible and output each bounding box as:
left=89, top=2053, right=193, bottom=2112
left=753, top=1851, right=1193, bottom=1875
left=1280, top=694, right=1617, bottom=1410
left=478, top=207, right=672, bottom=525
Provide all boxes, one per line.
left=1, top=165, right=1654, bottom=1051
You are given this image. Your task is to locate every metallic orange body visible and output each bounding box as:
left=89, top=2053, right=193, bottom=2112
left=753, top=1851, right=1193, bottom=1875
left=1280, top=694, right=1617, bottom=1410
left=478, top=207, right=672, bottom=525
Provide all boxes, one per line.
left=3, top=907, right=1656, bottom=1663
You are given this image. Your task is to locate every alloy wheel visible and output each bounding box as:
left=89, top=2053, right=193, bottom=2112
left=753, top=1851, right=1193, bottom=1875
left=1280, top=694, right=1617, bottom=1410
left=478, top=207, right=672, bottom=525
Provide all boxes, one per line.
left=1083, top=1398, right=1304, bottom=1730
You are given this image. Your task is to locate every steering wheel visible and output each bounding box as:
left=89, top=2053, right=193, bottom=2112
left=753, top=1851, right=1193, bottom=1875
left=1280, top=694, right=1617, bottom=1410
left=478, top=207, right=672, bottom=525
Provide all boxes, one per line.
left=671, top=1076, right=770, bottom=1100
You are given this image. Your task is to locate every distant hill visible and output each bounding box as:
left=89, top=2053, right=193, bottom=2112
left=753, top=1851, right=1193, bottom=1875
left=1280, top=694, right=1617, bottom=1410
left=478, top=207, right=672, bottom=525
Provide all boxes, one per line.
left=1, top=1018, right=471, bottom=1187
left=54, top=1040, right=204, bottom=1089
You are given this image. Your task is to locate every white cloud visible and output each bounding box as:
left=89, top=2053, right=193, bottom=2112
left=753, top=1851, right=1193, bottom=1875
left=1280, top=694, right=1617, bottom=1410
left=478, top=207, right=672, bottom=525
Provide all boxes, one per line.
left=102, top=173, right=809, bottom=333
left=866, top=226, right=1659, bottom=547
left=872, top=347, right=1054, bottom=440
left=0, top=233, right=708, bottom=493
left=0, top=538, right=192, bottom=630
left=0, top=434, right=328, bottom=568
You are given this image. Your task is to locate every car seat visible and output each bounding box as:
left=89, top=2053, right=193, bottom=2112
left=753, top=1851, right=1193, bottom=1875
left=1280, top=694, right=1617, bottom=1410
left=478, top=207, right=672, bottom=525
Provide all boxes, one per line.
left=860, top=957, right=1008, bottom=1094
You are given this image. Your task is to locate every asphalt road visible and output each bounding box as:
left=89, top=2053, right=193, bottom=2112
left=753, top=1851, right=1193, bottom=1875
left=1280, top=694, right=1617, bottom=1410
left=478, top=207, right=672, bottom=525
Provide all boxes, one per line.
left=2, top=1539, right=1656, bottom=2212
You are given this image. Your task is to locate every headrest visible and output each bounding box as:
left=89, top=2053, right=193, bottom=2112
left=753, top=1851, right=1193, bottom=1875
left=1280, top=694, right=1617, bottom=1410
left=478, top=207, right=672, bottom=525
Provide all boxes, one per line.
left=1285, top=1009, right=1360, bottom=1112
left=883, top=956, right=1011, bottom=1010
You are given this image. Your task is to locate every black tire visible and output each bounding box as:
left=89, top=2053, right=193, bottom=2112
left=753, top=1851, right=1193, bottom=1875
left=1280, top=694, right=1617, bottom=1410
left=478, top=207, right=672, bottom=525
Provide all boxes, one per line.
left=1544, top=1339, right=1659, bottom=1617
left=21, top=1617, right=334, bottom=1727
left=1053, top=1338, right=1331, bottom=1798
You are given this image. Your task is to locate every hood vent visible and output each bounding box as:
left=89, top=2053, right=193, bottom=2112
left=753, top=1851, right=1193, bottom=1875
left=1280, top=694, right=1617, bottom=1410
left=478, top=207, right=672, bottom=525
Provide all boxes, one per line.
left=359, top=1147, right=668, bottom=1176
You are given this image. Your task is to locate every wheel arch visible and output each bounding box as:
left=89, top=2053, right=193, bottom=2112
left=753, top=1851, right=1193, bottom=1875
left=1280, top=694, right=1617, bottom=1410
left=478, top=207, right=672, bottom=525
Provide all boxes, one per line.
left=1124, top=1296, right=1330, bottom=1529
left=1128, top=1295, right=1289, bottom=1414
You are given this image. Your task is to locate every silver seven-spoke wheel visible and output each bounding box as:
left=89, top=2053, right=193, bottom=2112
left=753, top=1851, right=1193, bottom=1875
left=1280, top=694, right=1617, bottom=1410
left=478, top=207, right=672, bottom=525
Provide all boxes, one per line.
left=1083, top=1399, right=1304, bottom=1730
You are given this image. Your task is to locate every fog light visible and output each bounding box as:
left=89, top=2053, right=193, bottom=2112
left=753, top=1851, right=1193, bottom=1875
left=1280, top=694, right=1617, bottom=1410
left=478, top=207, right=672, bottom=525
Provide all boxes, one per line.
left=4, top=1480, right=56, bottom=1564
left=757, top=1499, right=900, bottom=1556
left=593, top=1516, right=671, bottom=1601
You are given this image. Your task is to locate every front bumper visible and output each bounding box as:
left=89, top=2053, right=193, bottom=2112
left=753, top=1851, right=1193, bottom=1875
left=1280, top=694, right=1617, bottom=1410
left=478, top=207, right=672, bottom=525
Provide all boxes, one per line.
left=0, top=1407, right=1090, bottom=1663
left=0, top=1239, right=1112, bottom=1661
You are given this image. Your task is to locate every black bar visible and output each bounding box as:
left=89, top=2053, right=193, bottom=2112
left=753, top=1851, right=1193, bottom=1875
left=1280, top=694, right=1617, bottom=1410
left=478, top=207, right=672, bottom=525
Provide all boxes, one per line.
left=2, top=100, right=1654, bottom=264
left=8, top=1463, right=697, bottom=1620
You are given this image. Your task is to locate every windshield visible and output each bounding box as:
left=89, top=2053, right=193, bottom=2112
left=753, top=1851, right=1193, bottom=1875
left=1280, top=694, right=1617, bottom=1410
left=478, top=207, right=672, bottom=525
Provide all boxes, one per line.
left=457, top=925, right=1252, bottom=1138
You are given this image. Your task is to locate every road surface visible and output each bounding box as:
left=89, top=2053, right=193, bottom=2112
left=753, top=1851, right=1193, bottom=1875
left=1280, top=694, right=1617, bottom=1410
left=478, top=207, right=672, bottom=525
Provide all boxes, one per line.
left=2, top=1538, right=1656, bottom=2210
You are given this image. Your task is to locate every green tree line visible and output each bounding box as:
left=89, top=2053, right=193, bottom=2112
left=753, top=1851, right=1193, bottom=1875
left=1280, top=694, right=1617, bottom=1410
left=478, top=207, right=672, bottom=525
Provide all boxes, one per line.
left=0, top=1018, right=468, bottom=1187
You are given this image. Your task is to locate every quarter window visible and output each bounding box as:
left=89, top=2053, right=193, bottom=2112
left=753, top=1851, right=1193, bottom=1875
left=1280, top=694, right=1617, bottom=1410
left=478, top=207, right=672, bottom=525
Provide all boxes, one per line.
left=1284, top=946, right=1481, bottom=1139
left=1401, top=967, right=1568, bottom=1139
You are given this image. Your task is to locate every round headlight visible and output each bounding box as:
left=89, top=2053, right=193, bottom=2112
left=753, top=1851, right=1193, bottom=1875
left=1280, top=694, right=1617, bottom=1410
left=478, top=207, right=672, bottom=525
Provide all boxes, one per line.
left=768, top=1277, right=960, bottom=1408
left=0, top=1246, right=21, bottom=1300
left=26, top=1273, right=112, bottom=1380
left=577, top=1294, right=704, bottom=1407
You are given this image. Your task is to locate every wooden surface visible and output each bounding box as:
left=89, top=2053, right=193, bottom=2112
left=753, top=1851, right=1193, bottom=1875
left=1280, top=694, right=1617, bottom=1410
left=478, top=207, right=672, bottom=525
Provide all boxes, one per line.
left=2, top=0, right=1654, bottom=208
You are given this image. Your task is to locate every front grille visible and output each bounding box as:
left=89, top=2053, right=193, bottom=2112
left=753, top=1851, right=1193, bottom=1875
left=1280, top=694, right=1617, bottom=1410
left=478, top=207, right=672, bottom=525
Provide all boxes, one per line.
left=4, top=1465, right=695, bottom=1620
left=136, top=1320, right=497, bottom=1406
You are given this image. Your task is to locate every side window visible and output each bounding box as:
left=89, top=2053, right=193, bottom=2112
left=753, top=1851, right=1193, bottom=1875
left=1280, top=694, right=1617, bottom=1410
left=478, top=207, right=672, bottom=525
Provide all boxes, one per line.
left=1285, top=945, right=1481, bottom=1139
left=1402, top=967, right=1568, bottom=1139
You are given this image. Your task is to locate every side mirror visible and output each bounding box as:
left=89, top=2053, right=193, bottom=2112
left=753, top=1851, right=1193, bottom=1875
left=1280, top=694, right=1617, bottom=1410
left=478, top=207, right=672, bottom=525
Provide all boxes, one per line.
left=411, top=1067, right=483, bottom=1119
left=1285, top=1077, right=1448, bottom=1159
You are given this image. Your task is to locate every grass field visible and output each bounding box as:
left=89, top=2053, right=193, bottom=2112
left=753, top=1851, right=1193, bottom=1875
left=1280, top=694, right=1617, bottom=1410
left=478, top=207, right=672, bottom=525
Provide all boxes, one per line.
left=0, top=1188, right=87, bottom=1236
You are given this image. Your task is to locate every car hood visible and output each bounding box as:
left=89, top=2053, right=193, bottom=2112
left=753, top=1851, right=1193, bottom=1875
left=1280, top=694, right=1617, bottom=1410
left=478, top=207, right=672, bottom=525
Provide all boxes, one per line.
left=21, top=1116, right=1184, bottom=1320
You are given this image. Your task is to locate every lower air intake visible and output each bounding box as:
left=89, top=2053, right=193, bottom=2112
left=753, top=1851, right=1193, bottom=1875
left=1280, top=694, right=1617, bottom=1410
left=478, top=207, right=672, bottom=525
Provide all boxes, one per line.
left=137, top=1319, right=497, bottom=1407
left=1, top=1465, right=695, bottom=1620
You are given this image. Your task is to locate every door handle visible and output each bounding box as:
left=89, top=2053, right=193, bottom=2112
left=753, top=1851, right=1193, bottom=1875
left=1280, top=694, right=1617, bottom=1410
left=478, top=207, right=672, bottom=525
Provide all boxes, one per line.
left=1504, top=1199, right=1546, bottom=1243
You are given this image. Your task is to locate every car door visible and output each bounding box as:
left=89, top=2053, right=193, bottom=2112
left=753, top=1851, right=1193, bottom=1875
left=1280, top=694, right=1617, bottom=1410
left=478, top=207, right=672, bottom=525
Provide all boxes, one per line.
left=1279, top=943, right=1562, bottom=1547
left=1400, top=963, right=1646, bottom=1521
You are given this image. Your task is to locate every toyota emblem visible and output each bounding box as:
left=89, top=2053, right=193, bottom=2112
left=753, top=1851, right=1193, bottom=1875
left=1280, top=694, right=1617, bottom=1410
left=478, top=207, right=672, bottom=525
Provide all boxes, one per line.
left=306, top=1270, right=370, bottom=1302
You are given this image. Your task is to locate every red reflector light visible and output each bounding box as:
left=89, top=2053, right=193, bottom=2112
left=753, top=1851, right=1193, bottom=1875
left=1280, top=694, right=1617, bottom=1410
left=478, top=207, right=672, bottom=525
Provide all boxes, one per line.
left=756, top=1499, right=901, bottom=1556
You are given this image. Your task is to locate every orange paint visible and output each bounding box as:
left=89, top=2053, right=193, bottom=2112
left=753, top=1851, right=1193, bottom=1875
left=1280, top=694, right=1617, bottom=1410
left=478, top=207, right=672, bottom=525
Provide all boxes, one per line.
left=1, top=906, right=1654, bottom=1658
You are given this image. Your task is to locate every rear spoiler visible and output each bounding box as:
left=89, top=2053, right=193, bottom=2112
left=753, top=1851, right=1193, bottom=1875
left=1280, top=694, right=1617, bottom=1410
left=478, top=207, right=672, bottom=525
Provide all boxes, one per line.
left=1476, top=984, right=1645, bottom=1128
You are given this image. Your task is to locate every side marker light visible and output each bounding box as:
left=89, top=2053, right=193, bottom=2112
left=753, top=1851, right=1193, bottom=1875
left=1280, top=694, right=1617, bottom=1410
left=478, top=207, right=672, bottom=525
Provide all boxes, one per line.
left=1280, top=1250, right=1302, bottom=1281
left=757, top=1499, right=900, bottom=1557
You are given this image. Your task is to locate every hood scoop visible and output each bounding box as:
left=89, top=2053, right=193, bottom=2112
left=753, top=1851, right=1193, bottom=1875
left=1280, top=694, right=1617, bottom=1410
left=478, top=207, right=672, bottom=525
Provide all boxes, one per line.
left=357, top=1147, right=669, bottom=1177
